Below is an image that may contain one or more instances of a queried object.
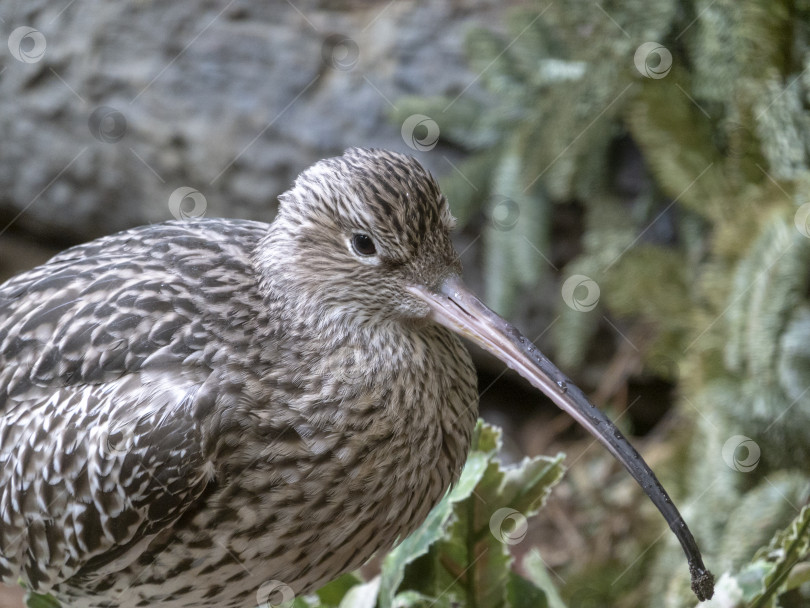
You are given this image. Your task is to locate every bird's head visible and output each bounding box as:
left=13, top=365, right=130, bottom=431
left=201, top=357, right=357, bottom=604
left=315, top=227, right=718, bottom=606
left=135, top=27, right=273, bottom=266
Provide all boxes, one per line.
left=257, top=148, right=713, bottom=602
left=258, top=147, right=462, bottom=325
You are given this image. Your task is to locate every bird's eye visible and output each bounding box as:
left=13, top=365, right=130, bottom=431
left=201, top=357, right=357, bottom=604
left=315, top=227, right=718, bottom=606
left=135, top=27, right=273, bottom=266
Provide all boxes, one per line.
left=351, top=233, right=377, bottom=256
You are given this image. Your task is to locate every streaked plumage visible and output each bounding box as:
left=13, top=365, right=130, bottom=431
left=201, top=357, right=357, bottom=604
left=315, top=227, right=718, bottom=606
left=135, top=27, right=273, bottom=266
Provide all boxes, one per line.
left=0, top=149, right=478, bottom=607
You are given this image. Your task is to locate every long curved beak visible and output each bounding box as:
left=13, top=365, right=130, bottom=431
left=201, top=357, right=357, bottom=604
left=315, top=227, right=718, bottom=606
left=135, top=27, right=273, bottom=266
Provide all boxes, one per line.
left=408, top=274, right=714, bottom=602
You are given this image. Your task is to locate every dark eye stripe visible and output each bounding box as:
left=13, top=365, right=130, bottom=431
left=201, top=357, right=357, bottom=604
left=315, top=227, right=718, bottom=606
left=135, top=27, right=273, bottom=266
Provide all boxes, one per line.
left=351, top=233, right=376, bottom=256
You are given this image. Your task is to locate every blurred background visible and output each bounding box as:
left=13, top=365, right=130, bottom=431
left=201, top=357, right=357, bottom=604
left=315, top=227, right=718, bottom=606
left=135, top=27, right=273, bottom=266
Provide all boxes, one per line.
left=2, top=1, right=810, bottom=607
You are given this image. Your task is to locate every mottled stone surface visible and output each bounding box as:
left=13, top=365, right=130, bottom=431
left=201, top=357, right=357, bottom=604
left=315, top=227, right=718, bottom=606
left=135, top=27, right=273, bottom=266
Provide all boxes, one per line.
left=0, top=0, right=502, bottom=243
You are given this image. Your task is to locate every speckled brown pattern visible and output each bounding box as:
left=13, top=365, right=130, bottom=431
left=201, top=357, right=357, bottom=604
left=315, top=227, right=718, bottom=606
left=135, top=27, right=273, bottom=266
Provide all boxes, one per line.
left=0, top=149, right=478, bottom=607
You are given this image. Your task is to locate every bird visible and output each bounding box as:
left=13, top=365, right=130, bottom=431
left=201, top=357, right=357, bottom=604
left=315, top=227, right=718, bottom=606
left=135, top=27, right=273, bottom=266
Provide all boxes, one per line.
left=0, top=148, right=713, bottom=607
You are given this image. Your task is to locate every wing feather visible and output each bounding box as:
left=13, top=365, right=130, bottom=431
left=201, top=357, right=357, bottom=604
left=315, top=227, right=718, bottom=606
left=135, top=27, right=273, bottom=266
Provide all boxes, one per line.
left=0, top=219, right=267, bottom=592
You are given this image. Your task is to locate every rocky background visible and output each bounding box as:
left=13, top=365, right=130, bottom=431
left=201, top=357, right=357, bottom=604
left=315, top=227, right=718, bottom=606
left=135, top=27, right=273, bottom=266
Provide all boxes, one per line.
left=0, top=0, right=507, bottom=249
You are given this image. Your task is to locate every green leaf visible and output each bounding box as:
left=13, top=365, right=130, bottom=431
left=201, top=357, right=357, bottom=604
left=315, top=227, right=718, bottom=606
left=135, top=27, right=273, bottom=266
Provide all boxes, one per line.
left=522, top=549, right=567, bottom=608
left=292, top=597, right=322, bottom=608
left=784, top=562, right=810, bottom=595
left=25, top=592, right=61, bottom=608
left=748, top=505, right=810, bottom=607
left=498, top=454, right=567, bottom=518
left=435, top=482, right=513, bottom=608
left=432, top=447, right=565, bottom=608
left=390, top=590, right=449, bottom=608
left=508, top=572, right=550, bottom=608
left=315, top=573, right=363, bottom=606
left=737, top=562, right=773, bottom=602
left=471, top=418, right=502, bottom=455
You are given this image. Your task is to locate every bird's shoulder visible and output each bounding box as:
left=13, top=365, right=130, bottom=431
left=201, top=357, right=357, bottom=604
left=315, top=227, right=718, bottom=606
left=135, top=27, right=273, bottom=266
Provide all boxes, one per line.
left=0, top=218, right=271, bottom=398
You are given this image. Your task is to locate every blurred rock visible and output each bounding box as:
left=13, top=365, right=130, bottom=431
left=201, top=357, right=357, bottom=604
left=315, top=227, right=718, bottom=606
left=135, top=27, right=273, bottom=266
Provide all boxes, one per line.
left=0, top=583, right=22, bottom=608
left=0, top=231, right=61, bottom=280
left=0, top=0, right=503, bottom=243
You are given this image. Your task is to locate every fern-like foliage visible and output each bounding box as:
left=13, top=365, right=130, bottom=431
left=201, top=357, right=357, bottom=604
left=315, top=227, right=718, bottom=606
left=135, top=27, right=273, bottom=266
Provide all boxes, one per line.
left=392, top=0, right=810, bottom=606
